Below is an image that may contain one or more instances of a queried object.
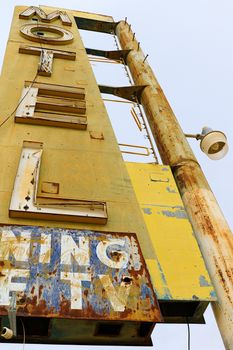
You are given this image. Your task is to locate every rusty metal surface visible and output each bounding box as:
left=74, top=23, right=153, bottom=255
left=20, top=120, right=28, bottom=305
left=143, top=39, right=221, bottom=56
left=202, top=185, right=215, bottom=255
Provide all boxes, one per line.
left=74, top=16, right=117, bottom=33
left=98, top=84, right=147, bottom=102
left=116, top=21, right=233, bottom=349
left=86, top=48, right=131, bottom=62
left=0, top=225, right=162, bottom=323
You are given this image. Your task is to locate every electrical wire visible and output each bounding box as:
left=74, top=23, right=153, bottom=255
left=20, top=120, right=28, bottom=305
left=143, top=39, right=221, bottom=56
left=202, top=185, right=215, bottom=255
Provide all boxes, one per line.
left=112, top=31, right=159, bottom=162
left=187, top=318, right=191, bottom=350
left=20, top=318, right=26, bottom=350
left=0, top=7, right=46, bottom=130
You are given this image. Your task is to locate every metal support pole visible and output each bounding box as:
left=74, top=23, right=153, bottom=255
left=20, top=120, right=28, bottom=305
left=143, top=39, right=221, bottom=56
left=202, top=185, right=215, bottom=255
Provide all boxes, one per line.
left=116, top=21, right=233, bottom=349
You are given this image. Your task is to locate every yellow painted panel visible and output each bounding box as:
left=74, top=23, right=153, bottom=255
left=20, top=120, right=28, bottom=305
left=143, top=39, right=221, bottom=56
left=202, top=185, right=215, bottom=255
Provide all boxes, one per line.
left=126, top=162, right=216, bottom=301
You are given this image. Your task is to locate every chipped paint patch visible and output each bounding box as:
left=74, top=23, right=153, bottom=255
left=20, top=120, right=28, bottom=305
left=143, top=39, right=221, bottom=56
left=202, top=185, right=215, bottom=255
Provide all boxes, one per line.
left=142, top=203, right=184, bottom=210
left=155, top=260, right=172, bottom=300
left=210, top=290, right=217, bottom=298
left=142, top=207, right=152, bottom=215
left=199, top=275, right=211, bottom=287
left=161, top=210, right=187, bottom=219
left=166, top=186, right=177, bottom=194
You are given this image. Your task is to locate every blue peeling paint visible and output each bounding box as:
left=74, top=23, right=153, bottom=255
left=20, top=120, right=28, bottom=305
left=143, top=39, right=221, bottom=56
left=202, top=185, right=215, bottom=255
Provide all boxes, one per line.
left=154, top=260, right=172, bottom=300
left=142, top=203, right=184, bottom=210
left=141, top=283, right=155, bottom=306
left=162, top=209, right=188, bottom=219
left=142, top=207, right=152, bottom=215
left=199, top=275, right=211, bottom=287
left=166, top=186, right=177, bottom=193
left=0, top=225, right=159, bottom=320
left=210, top=290, right=217, bottom=298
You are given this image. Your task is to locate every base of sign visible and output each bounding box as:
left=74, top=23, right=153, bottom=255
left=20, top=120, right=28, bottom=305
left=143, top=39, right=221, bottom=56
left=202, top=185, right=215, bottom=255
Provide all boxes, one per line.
left=0, top=316, right=155, bottom=346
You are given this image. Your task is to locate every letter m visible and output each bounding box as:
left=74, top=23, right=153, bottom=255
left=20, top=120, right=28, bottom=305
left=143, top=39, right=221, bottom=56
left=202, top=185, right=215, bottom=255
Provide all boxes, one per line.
left=19, top=7, right=72, bottom=26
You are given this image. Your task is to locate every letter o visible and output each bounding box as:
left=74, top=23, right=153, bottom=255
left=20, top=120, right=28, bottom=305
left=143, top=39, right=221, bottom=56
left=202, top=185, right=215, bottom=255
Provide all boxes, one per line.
left=20, top=24, right=73, bottom=45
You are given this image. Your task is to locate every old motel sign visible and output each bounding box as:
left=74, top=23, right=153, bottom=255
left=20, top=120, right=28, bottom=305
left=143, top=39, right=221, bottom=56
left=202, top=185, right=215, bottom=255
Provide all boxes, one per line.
left=0, top=4, right=163, bottom=346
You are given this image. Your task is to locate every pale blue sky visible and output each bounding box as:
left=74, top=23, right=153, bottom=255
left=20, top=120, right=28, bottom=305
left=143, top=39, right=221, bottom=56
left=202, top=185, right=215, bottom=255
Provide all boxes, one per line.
left=1, top=1, right=233, bottom=349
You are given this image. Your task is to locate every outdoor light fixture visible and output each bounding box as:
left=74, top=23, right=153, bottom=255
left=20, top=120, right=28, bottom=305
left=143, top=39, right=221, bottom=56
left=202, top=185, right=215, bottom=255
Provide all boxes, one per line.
left=185, top=127, right=229, bottom=160
left=1, top=327, right=14, bottom=340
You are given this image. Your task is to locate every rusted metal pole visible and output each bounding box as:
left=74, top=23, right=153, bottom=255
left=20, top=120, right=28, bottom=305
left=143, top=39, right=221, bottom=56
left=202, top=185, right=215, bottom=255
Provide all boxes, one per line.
left=116, top=21, right=233, bottom=349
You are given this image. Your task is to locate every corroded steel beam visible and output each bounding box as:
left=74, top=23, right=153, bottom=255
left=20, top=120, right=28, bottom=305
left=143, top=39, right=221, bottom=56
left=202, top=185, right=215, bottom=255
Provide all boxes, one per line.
left=116, top=21, right=233, bottom=349
left=85, top=48, right=131, bottom=61
left=74, top=17, right=117, bottom=34
left=98, top=84, right=147, bottom=102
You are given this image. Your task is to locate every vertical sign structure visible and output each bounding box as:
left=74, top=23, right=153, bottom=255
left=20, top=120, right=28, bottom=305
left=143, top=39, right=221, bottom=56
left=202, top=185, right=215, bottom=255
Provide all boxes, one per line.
left=0, top=5, right=162, bottom=346
left=0, top=4, right=220, bottom=348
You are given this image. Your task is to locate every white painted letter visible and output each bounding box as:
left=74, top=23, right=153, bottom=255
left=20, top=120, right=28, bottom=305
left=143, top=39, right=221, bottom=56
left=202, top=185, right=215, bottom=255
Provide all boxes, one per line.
left=0, top=229, right=31, bottom=262
left=61, top=235, right=90, bottom=266
left=19, top=7, right=72, bottom=26
left=61, top=272, right=91, bottom=309
left=39, top=233, right=51, bottom=263
left=99, top=275, right=131, bottom=312
left=0, top=269, right=29, bottom=306
left=96, top=239, right=129, bottom=269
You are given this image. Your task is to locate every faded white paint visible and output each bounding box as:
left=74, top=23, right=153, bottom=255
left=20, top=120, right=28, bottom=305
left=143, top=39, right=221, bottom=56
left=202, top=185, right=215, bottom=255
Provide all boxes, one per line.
left=9, top=142, right=107, bottom=222
left=0, top=229, right=31, bottom=262
left=0, top=228, right=135, bottom=310
left=96, top=239, right=129, bottom=269
left=0, top=269, right=29, bottom=305
left=19, top=6, right=72, bottom=26
left=61, top=272, right=91, bottom=309
left=20, top=23, right=74, bottom=45
left=130, top=236, right=142, bottom=271
left=61, top=235, right=90, bottom=266
left=15, top=87, right=37, bottom=118
left=39, top=233, right=51, bottom=264
left=99, top=274, right=131, bottom=312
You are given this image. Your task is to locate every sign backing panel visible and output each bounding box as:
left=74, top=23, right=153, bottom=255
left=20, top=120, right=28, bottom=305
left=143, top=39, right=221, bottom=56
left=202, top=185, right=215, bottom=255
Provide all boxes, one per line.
left=0, top=225, right=162, bottom=323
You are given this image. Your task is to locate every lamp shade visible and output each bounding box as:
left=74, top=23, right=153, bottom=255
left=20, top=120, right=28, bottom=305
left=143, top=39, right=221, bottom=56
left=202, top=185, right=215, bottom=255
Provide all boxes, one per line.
left=200, top=130, right=228, bottom=160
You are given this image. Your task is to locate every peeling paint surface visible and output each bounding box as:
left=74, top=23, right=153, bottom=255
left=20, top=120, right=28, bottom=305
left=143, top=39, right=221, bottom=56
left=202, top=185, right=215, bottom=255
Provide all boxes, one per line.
left=161, top=209, right=187, bottom=219
left=142, top=208, right=152, bottom=215
left=126, top=162, right=217, bottom=304
left=155, top=260, right=172, bottom=300
left=199, top=275, right=211, bottom=287
left=0, top=225, right=162, bottom=322
left=166, top=186, right=177, bottom=194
